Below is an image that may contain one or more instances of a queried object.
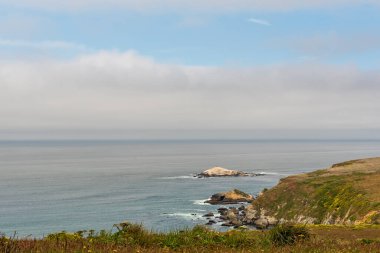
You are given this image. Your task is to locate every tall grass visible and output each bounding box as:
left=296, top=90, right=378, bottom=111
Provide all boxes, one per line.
left=1, top=223, right=380, bottom=252
left=268, top=224, right=310, bottom=246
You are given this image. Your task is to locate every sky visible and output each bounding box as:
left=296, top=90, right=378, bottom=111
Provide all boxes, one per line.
left=0, top=1, right=380, bottom=140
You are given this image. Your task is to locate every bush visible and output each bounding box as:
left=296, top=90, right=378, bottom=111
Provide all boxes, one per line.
left=268, top=224, right=310, bottom=246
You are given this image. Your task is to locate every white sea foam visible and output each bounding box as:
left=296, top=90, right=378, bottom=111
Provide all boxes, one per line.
left=257, top=171, right=291, bottom=176
left=257, top=172, right=279, bottom=175
left=158, top=175, right=196, bottom=180
left=193, top=199, right=211, bottom=206
left=161, top=212, right=204, bottom=221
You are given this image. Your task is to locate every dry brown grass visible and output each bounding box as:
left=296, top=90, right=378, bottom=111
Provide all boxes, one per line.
left=2, top=225, right=380, bottom=253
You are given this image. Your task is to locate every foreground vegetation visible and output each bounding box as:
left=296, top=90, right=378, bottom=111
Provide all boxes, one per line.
left=1, top=223, right=380, bottom=252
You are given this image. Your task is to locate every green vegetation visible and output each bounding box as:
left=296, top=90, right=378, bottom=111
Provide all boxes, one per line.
left=331, top=159, right=363, bottom=168
left=251, top=158, right=380, bottom=225
left=268, top=224, right=310, bottom=246
left=232, top=189, right=250, bottom=198
left=1, top=224, right=380, bottom=252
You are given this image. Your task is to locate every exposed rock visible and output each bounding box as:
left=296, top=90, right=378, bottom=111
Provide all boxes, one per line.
left=203, top=212, right=214, bottom=217
left=267, top=216, right=279, bottom=226
left=205, top=220, right=217, bottom=225
left=227, top=210, right=237, bottom=220
left=221, top=222, right=234, bottom=227
left=243, top=206, right=259, bottom=222
left=196, top=167, right=264, bottom=178
left=231, top=219, right=243, bottom=227
left=217, top=207, right=228, bottom=214
left=205, top=189, right=254, bottom=205
left=197, top=167, right=249, bottom=177
left=254, top=218, right=269, bottom=229
left=218, top=215, right=228, bottom=220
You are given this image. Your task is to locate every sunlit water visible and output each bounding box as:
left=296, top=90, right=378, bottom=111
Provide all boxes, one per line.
left=0, top=140, right=379, bottom=237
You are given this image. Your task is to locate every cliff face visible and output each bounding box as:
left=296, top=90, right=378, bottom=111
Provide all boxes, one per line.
left=244, top=158, right=380, bottom=227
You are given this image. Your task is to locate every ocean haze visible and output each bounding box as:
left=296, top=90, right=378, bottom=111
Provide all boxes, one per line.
left=1, top=129, right=380, bottom=141
left=1, top=53, right=379, bottom=132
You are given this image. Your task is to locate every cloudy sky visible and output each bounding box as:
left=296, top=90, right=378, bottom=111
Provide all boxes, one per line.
left=0, top=1, right=380, bottom=140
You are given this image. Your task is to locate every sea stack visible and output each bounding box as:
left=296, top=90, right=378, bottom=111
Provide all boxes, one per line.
left=197, top=167, right=249, bottom=178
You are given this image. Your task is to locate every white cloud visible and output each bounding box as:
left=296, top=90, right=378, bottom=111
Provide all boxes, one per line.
left=248, top=18, right=271, bottom=26
left=0, top=50, right=379, bottom=136
left=0, top=0, right=379, bottom=12
left=290, top=32, right=380, bottom=55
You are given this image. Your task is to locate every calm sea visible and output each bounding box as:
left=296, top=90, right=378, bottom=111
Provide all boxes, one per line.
left=0, top=140, right=379, bottom=237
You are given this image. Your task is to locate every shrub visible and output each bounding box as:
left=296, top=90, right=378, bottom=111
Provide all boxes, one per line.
left=268, top=224, right=310, bottom=246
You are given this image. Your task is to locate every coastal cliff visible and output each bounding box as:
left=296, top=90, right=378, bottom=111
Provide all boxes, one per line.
left=243, top=157, right=380, bottom=227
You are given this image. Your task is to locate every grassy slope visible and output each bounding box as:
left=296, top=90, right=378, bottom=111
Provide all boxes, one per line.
left=251, top=157, right=380, bottom=224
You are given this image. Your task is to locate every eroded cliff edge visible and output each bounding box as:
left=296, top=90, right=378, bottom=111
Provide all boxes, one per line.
left=243, top=157, right=380, bottom=228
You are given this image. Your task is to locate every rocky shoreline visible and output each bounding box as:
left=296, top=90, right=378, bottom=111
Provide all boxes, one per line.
left=203, top=189, right=279, bottom=229
left=202, top=158, right=380, bottom=229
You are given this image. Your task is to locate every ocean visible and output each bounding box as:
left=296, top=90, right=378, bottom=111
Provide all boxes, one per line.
left=0, top=140, right=379, bottom=237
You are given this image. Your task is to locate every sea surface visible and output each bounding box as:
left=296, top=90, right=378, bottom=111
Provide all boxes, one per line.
left=0, top=140, right=379, bottom=237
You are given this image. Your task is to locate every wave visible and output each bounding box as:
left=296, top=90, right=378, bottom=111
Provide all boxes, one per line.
left=257, top=171, right=279, bottom=175
left=158, top=172, right=284, bottom=180
left=161, top=212, right=205, bottom=221
left=193, top=199, right=211, bottom=206
left=158, top=175, right=196, bottom=180
left=257, top=171, right=292, bottom=176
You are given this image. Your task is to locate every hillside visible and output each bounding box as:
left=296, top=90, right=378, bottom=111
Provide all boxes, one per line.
left=244, top=157, right=380, bottom=226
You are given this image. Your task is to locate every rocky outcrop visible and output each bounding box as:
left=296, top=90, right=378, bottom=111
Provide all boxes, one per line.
left=241, top=157, right=380, bottom=227
left=205, top=189, right=254, bottom=205
left=242, top=206, right=279, bottom=229
left=204, top=204, right=278, bottom=229
left=196, top=167, right=262, bottom=178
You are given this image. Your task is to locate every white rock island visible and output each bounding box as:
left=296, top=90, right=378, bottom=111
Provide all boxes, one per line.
left=196, top=166, right=259, bottom=178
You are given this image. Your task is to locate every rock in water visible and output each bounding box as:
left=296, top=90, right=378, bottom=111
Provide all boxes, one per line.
left=197, top=167, right=249, bottom=177
left=205, top=189, right=254, bottom=205
left=203, top=212, right=214, bottom=217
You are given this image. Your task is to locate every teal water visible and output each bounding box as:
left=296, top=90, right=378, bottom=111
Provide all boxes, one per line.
left=0, top=140, right=379, bottom=237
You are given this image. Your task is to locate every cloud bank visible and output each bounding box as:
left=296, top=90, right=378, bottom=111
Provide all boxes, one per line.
left=0, top=50, right=379, bottom=139
left=291, top=32, right=380, bottom=55
left=1, top=0, right=379, bottom=12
